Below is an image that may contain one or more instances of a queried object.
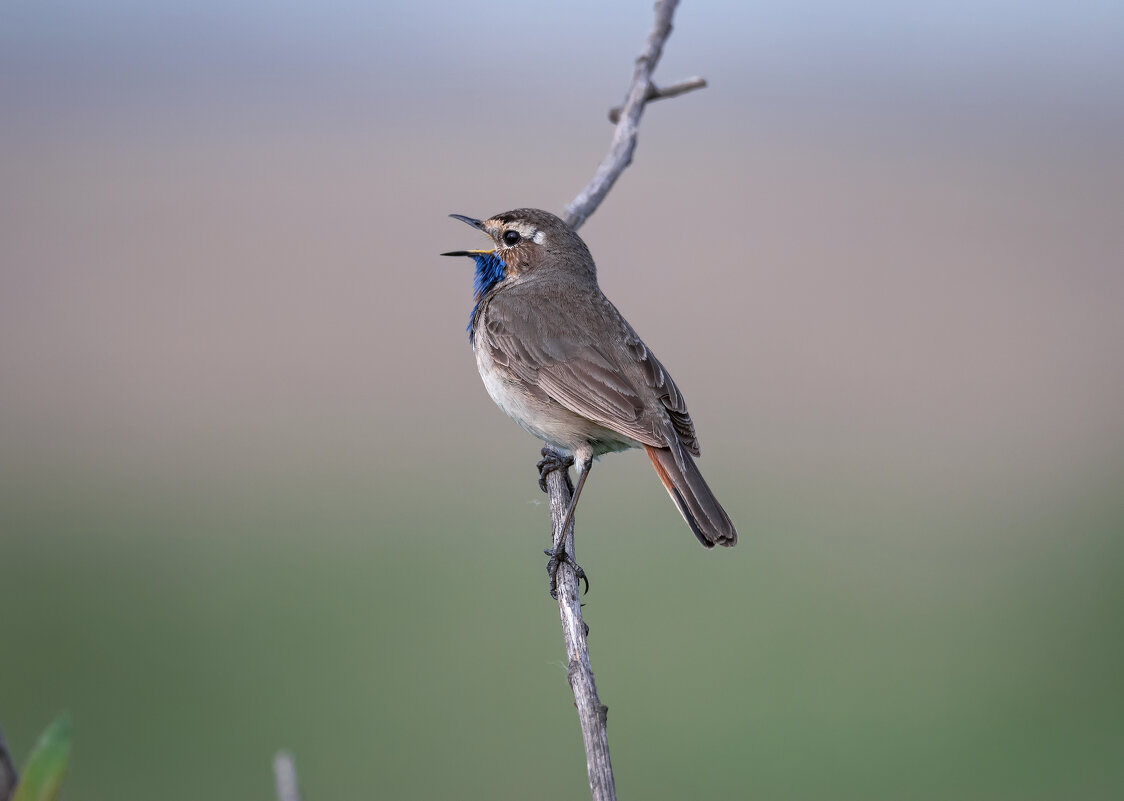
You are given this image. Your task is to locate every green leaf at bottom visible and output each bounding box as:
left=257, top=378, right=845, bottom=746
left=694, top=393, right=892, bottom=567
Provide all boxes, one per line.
left=13, top=714, right=72, bottom=801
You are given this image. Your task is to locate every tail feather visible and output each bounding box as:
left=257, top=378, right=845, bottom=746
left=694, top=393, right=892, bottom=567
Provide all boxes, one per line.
left=645, top=445, right=738, bottom=548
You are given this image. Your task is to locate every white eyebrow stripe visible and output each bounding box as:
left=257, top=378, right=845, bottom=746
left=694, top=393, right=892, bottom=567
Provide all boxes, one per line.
left=532, top=229, right=545, bottom=244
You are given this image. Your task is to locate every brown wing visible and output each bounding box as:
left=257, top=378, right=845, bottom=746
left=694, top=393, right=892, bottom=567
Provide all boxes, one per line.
left=480, top=282, right=700, bottom=458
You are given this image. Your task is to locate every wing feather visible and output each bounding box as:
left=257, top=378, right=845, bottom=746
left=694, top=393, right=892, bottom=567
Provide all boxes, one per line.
left=479, top=282, right=700, bottom=456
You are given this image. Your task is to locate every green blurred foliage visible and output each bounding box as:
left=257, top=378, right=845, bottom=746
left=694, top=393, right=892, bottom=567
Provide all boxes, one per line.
left=2, top=461, right=1122, bottom=800
left=12, top=714, right=71, bottom=801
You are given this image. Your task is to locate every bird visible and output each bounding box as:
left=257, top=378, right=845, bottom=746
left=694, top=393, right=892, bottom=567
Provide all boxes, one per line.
left=443, top=208, right=737, bottom=590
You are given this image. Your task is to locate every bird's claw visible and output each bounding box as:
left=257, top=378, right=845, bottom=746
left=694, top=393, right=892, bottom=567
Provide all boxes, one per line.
left=537, top=448, right=575, bottom=493
left=545, top=546, right=589, bottom=598
left=538, top=447, right=586, bottom=598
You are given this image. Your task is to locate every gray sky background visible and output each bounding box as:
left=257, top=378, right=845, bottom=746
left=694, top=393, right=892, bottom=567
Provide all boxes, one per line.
left=4, top=1, right=1122, bottom=115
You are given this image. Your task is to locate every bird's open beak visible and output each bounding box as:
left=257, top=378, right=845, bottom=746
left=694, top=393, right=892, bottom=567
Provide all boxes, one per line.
left=442, top=214, right=492, bottom=257
left=449, top=214, right=484, bottom=229
left=441, top=249, right=493, bottom=257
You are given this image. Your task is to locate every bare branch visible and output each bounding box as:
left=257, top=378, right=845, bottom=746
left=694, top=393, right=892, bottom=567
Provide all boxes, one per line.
left=265, top=5, right=698, bottom=801
left=0, top=724, right=16, bottom=801
left=542, top=458, right=616, bottom=801
left=273, top=751, right=301, bottom=801
left=544, top=3, right=700, bottom=799
left=608, top=77, right=707, bottom=123
left=563, top=0, right=702, bottom=231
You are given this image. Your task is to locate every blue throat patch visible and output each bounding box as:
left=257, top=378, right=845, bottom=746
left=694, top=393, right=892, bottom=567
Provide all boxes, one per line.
left=468, top=252, right=507, bottom=342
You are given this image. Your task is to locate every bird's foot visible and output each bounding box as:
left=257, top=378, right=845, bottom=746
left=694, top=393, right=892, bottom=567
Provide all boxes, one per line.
left=537, top=448, right=575, bottom=493
left=545, top=546, right=589, bottom=599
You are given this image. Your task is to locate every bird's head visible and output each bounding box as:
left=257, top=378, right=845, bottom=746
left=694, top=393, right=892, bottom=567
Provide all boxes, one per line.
left=441, top=208, right=594, bottom=291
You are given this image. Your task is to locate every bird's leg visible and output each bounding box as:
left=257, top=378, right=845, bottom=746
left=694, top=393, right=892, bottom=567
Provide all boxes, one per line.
left=557, top=456, right=591, bottom=538
left=546, top=454, right=593, bottom=598
left=537, top=447, right=574, bottom=493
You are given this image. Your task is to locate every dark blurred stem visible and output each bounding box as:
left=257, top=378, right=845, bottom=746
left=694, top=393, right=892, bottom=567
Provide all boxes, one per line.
left=550, top=2, right=702, bottom=800
left=0, top=723, right=17, bottom=801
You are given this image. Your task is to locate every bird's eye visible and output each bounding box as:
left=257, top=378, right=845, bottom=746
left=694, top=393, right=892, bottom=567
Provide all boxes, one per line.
left=502, top=230, right=522, bottom=246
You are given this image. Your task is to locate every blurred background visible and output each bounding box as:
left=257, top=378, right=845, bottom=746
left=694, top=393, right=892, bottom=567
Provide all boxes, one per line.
left=2, top=1, right=1123, bottom=799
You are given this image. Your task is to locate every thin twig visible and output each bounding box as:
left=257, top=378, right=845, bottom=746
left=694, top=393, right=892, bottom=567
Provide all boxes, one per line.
left=548, top=2, right=700, bottom=800
left=273, top=751, right=302, bottom=801
left=563, top=0, right=701, bottom=232
left=608, top=77, right=707, bottom=123
left=542, top=455, right=615, bottom=801
left=0, top=724, right=16, bottom=801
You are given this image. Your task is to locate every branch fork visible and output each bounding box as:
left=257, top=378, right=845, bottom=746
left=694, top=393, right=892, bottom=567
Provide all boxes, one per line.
left=608, top=77, right=707, bottom=123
